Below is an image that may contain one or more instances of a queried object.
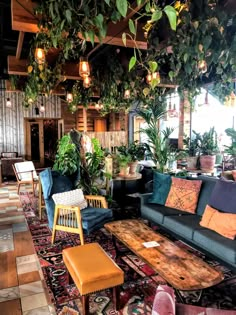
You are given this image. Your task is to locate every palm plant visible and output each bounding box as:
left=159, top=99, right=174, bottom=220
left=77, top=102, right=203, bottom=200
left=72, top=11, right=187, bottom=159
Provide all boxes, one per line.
left=135, top=102, right=176, bottom=173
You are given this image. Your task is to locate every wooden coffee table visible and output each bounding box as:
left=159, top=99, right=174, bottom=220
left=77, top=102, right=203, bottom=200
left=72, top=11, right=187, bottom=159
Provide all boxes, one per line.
left=104, top=219, right=224, bottom=291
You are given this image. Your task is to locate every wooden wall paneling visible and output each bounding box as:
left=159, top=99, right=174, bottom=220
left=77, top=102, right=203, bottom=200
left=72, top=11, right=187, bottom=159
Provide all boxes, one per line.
left=61, top=100, right=76, bottom=134
left=86, top=131, right=127, bottom=151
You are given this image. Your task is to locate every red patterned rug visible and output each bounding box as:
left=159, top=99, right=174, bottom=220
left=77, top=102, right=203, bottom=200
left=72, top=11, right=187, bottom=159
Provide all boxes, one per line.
left=20, top=192, right=236, bottom=314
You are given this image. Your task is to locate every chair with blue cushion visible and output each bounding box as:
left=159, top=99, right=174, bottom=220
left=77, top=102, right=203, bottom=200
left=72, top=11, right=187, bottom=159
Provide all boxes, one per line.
left=51, top=189, right=113, bottom=243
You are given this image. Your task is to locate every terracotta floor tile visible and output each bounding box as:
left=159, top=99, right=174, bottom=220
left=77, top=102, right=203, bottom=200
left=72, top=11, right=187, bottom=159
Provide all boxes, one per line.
left=18, top=271, right=41, bottom=286
left=0, top=298, right=22, bottom=315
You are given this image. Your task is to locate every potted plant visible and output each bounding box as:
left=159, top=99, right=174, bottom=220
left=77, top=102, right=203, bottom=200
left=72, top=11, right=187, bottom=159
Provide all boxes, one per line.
left=116, top=153, right=132, bottom=177
left=183, top=131, right=201, bottom=170
left=127, top=141, right=146, bottom=174
left=135, top=100, right=176, bottom=173
left=198, top=127, right=218, bottom=170
left=224, top=127, right=236, bottom=170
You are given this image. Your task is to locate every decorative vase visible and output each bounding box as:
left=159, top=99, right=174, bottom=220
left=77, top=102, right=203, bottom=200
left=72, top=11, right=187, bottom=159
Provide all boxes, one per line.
left=200, top=155, right=216, bottom=171
left=129, top=161, right=138, bottom=175
left=119, top=166, right=130, bottom=177
left=186, top=156, right=198, bottom=170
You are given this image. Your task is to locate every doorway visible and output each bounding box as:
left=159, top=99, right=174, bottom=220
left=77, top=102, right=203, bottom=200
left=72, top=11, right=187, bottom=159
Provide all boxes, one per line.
left=25, top=119, right=64, bottom=168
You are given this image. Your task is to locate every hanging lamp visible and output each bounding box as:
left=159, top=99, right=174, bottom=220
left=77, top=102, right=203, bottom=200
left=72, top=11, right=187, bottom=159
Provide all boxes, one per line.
left=35, top=48, right=46, bottom=65
left=79, top=57, right=90, bottom=77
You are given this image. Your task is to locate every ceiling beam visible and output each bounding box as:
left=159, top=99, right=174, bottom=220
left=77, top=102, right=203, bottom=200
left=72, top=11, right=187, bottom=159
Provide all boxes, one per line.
left=16, top=31, right=25, bottom=59
left=5, top=79, right=66, bottom=95
left=7, top=55, right=82, bottom=80
left=11, top=0, right=38, bottom=33
left=11, top=0, right=147, bottom=49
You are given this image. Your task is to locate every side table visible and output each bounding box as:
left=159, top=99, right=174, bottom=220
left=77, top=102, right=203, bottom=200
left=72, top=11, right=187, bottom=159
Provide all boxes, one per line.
left=110, top=173, right=142, bottom=218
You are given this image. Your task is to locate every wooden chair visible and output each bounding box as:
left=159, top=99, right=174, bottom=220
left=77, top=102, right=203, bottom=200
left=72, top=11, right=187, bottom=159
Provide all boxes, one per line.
left=51, top=189, right=113, bottom=243
left=12, top=161, right=39, bottom=195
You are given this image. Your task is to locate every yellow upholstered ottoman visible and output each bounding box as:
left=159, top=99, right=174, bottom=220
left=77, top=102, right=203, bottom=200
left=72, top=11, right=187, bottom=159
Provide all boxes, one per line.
left=63, top=242, right=124, bottom=315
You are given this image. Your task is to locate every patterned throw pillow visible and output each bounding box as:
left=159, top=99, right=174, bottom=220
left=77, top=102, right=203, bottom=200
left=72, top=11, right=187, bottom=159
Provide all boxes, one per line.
left=200, top=204, right=236, bottom=240
left=52, top=189, right=88, bottom=210
left=165, top=177, right=202, bottom=213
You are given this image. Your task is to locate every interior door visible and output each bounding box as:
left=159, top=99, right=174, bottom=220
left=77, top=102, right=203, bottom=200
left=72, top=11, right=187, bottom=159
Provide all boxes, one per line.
left=25, top=120, right=44, bottom=167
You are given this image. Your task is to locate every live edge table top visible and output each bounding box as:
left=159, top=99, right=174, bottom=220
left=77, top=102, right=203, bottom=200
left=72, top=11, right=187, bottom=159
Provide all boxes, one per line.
left=104, top=219, right=224, bottom=291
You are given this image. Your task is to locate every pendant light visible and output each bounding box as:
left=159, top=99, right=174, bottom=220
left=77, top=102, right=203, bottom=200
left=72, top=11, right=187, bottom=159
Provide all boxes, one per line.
left=66, top=92, right=73, bottom=103
left=6, top=98, right=11, bottom=108
left=83, top=75, right=91, bottom=88
left=124, top=89, right=130, bottom=99
left=198, top=60, right=207, bottom=74
left=79, top=57, right=90, bottom=77
left=35, top=48, right=46, bottom=65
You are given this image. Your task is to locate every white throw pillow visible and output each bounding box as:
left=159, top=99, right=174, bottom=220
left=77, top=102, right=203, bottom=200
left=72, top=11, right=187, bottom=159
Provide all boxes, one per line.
left=52, top=189, right=88, bottom=210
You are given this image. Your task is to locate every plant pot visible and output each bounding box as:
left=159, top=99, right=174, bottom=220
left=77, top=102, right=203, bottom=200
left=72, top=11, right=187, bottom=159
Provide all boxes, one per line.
left=129, top=161, right=138, bottom=175
left=119, top=166, right=130, bottom=177
left=200, top=155, right=216, bottom=171
left=186, top=156, right=198, bottom=170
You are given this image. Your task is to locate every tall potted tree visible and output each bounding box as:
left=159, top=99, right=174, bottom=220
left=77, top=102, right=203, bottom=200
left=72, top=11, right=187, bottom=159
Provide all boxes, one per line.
left=135, top=100, right=176, bottom=173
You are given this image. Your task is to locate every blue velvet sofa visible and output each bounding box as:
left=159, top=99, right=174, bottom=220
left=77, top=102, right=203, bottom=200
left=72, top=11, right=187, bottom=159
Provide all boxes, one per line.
left=140, top=175, right=236, bottom=272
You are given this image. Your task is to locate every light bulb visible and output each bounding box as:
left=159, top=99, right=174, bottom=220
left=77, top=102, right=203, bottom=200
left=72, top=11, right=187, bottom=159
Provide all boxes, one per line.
left=40, top=104, right=45, bottom=112
left=6, top=98, right=11, bottom=108
left=79, top=57, right=90, bottom=77
left=83, top=75, right=91, bottom=88
left=198, top=60, right=207, bottom=74
left=35, top=48, right=46, bottom=65
left=124, top=89, right=130, bottom=99
left=66, top=92, right=73, bottom=103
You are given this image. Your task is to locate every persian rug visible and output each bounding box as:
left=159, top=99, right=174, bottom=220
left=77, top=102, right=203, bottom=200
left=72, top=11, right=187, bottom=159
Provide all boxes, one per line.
left=20, top=192, right=236, bottom=315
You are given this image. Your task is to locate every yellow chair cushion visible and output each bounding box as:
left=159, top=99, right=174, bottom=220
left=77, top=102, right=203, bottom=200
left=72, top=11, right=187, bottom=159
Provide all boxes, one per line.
left=63, top=242, right=124, bottom=295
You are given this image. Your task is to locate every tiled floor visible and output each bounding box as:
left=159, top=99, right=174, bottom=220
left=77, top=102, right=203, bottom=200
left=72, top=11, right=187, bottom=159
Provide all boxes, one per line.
left=0, top=182, right=56, bottom=315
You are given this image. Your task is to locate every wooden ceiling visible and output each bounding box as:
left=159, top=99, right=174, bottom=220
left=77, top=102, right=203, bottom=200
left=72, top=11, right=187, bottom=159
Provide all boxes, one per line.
left=8, top=0, right=148, bottom=81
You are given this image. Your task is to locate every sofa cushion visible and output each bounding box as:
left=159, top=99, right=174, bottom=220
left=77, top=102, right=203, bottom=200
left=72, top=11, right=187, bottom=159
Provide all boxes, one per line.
left=140, top=203, right=190, bottom=224
left=209, top=178, right=236, bottom=214
left=163, top=214, right=203, bottom=240
left=232, top=170, right=236, bottom=181
left=165, top=177, right=202, bottom=213
left=148, top=172, right=171, bottom=205
left=81, top=207, right=113, bottom=234
left=194, top=175, right=217, bottom=216
left=200, top=205, right=236, bottom=240
left=193, top=229, right=236, bottom=264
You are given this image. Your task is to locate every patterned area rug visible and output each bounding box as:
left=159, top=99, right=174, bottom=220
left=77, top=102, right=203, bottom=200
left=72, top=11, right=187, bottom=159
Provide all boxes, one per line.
left=20, top=193, right=236, bottom=315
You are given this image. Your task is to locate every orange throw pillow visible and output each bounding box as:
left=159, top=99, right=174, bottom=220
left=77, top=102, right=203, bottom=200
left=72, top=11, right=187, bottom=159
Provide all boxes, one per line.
left=165, top=177, right=202, bottom=213
left=200, top=205, right=236, bottom=240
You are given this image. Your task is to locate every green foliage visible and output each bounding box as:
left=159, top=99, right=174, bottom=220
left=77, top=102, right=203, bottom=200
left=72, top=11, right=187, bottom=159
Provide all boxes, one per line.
left=183, top=131, right=201, bottom=157
left=80, top=138, right=111, bottom=195
left=116, top=153, right=132, bottom=167
left=224, top=128, right=236, bottom=156
left=53, top=134, right=80, bottom=175
left=198, top=127, right=218, bottom=155
left=116, top=141, right=146, bottom=162
left=135, top=99, right=177, bottom=173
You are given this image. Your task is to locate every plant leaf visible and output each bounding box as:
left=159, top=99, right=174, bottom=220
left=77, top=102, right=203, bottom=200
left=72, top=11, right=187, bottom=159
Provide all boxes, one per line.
left=122, top=33, right=127, bottom=46
left=116, top=0, right=128, bottom=18
left=128, top=19, right=136, bottom=35
left=143, top=87, right=150, bottom=97
left=151, top=10, right=162, bottom=22
left=129, top=56, right=136, bottom=71
left=104, top=0, right=110, bottom=5
left=88, top=30, right=95, bottom=46
left=65, top=9, right=72, bottom=23
left=148, top=61, right=158, bottom=73
left=164, top=5, right=177, bottom=31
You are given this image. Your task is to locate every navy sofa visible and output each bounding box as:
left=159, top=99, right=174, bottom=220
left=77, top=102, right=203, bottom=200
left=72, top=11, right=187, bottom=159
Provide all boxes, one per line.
left=140, top=175, right=236, bottom=272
